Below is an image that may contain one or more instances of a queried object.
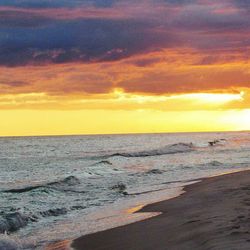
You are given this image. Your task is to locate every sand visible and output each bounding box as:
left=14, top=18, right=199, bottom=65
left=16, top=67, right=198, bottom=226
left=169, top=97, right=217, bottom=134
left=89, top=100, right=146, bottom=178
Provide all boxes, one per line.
left=71, top=170, right=250, bottom=250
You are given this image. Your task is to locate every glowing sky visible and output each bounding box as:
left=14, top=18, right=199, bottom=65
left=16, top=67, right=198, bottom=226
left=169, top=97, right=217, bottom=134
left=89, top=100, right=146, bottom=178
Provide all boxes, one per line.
left=0, top=0, right=250, bottom=135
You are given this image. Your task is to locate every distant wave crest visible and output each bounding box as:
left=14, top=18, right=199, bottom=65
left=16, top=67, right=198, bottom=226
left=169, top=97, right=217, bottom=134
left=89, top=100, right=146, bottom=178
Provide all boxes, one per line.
left=106, top=143, right=195, bottom=158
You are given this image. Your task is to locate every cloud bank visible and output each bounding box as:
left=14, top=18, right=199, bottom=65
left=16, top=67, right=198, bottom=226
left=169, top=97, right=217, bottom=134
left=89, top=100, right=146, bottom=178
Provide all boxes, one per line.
left=0, top=0, right=250, bottom=109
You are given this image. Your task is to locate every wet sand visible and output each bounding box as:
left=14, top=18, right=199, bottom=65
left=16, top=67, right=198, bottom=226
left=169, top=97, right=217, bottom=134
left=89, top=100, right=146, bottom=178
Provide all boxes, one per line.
left=45, top=240, right=72, bottom=250
left=71, top=170, right=250, bottom=250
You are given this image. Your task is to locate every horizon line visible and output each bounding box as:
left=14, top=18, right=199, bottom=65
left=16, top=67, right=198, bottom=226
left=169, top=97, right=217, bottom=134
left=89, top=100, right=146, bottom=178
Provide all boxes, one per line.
left=0, top=129, right=249, bottom=139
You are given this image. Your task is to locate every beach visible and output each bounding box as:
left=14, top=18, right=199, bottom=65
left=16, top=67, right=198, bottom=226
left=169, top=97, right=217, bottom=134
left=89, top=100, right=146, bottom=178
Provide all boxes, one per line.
left=72, top=170, right=250, bottom=250
left=2, top=0, right=250, bottom=248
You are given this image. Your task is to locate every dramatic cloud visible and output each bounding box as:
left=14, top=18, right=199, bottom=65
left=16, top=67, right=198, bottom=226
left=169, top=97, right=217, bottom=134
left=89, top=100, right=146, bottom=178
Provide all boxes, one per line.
left=0, top=0, right=250, bottom=110
left=0, top=0, right=118, bottom=9
left=1, top=0, right=250, bottom=66
left=0, top=50, right=250, bottom=96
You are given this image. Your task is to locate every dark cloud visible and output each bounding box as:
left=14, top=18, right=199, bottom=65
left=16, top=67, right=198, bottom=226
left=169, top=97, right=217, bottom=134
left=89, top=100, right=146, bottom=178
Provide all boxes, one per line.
left=233, top=0, right=250, bottom=9
left=0, top=10, right=55, bottom=28
left=0, top=18, right=179, bottom=66
left=162, top=0, right=195, bottom=5
left=0, top=0, right=118, bottom=9
left=0, top=0, right=250, bottom=67
left=173, top=11, right=247, bottom=32
left=0, top=0, right=78, bottom=8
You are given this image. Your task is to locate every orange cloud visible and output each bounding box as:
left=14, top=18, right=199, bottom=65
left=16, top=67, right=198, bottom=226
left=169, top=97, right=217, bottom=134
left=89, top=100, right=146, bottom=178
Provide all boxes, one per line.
left=0, top=48, right=250, bottom=111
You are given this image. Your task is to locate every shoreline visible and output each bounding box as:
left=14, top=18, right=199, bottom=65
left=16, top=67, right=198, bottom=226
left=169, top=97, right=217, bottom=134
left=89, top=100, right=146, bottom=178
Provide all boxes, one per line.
left=71, top=170, right=250, bottom=250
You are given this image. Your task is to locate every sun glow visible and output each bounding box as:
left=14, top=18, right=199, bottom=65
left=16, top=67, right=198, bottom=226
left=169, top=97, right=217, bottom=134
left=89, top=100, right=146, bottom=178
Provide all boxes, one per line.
left=0, top=90, right=248, bottom=136
left=222, top=109, right=250, bottom=131
left=173, top=92, right=244, bottom=104
left=0, top=108, right=249, bottom=136
left=112, top=89, right=244, bottom=104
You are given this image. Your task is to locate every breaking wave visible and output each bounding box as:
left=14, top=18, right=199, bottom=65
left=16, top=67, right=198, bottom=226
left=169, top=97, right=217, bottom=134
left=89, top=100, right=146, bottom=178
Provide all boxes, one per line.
left=0, top=205, right=86, bottom=235
left=39, top=208, right=67, bottom=218
left=93, top=160, right=113, bottom=166
left=0, top=212, right=28, bottom=234
left=2, top=175, right=81, bottom=194
left=105, top=143, right=195, bottom=158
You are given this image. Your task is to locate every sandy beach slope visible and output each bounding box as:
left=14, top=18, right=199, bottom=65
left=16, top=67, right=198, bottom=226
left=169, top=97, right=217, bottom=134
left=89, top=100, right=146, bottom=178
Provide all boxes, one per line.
left=71, top=170, right=250, bottom=250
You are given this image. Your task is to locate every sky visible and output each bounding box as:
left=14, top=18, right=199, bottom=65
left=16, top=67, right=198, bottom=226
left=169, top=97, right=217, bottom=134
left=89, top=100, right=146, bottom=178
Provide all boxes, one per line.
left=0, top=0, right=250, bottom=136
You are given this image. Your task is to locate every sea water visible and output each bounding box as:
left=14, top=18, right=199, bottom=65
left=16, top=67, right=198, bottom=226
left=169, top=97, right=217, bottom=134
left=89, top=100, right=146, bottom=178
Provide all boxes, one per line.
left=0, top=131, right=250, bottom=249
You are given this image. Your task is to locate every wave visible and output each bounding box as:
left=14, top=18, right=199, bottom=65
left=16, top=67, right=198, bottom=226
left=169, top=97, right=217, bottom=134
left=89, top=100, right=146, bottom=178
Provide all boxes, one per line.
left=50, top=175, right=80, bottom=186
left=0, top=204, right=86, bottom=235
left=89, top=139, right=228, bottom=160
left=104, top=143, right=195, bottom=158
left=38, top=205, right=85, bottom=218
left=208, top=161, right=223, bottom=166
left=146, top=169, right=164, bottom=174
left=39, top=208, right=67, bottom=218
left=48, top=175, right=82, bottom=192
left=0, top=212, right=28, bottom=234
left=0, top=237, right=20, bottom=250
left=2, top=175, right=82, bottom=194
left=110, top=183, right=128, bottom=195
left=92, top=160, right=113, bottom=166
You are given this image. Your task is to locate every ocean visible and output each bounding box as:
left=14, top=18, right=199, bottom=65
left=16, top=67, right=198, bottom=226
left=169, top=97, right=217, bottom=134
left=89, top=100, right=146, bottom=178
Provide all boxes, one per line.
left=0, top=131, right=250, bottom=249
